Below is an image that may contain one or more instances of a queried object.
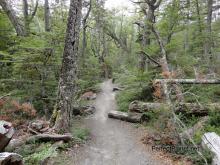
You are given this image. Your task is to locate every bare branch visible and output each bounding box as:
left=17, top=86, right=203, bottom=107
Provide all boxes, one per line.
left=138, top=50, right=161, bottom=67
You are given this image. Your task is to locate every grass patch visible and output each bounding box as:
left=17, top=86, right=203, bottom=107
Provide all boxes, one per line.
left=73, top=128, right=89, bottom=141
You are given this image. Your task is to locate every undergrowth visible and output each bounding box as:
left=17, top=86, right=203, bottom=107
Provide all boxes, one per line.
left=114, top=70, right=155, bottom=112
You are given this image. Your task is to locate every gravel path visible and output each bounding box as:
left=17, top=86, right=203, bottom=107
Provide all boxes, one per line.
left=71, top=80, right=166, bottom=165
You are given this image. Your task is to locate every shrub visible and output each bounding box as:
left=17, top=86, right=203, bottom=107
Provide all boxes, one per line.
left=0, top=97, right=36, bottom=126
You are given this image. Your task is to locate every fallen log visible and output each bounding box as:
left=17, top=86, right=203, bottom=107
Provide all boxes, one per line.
left=202, top=132, right=220, bottom=165
left=176, top=103, right=220, bottom=116
left=26, top=134, right=72, bottom=143
left=129, top=101, right=165, bottom=113
left=129, top=101, right=220, bottom=116
left=108, top=111, right=142, bottom=123
left=155, top=79, right=220, bottom=84
left=0, top=152, right=23, bottom=165
left=0, top=121, right=14, bottom=152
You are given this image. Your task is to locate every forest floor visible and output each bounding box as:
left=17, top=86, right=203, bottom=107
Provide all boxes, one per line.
left=51, top=80, right=189, bottom=165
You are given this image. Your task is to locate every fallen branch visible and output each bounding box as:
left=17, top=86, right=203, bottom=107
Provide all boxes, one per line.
left=155, top=79, right=220, bottom=84
left=137, top=51, right=161, bottom=67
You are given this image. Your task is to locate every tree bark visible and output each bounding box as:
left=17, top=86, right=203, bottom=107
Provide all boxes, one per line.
left=44, top=0, right=51, bottom=32
left=0, top=0, right=26, bottom=36
left=53, top=0, right=82, bottom=132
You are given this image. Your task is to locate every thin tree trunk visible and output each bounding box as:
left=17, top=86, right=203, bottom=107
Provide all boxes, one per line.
left=23, top=0, right=30, bottom=34
left=44, top=0, right=51, bottom=32
left=81, top=0, right=92, bottom=64
left=53, top=0, right=82, bottom=132
left=205, top=0, right=213, bottom=69
left=195, top=0, right=202, bottom=33
left=138, top=4, right=154, bottom=72
left=0, top=0, right=26, bottom=36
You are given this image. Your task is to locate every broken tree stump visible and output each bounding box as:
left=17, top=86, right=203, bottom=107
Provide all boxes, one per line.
left=0, top=152, right=23, bottom=165
left=0, top=121, right=14, bottom=152
left=108, top=111, right=142, bottom=123
left=202, top=132, right=220, bottom=165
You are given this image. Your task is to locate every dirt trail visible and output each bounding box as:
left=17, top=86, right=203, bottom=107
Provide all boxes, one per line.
left=72, top=80, right=165, bottom=165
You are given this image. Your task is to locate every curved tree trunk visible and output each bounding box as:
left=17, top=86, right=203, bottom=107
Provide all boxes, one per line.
left=0, top=0, right=26, bottom=36
left=53, top=0, right=82, bottom=132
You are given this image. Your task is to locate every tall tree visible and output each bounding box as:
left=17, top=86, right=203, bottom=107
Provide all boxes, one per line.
left=53, top=0, right=82, bottom=131
left=0, top=0, right=26, bottom=36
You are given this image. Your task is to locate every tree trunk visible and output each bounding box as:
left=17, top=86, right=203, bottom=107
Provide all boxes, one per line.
left=0, top=0, right=26, bottom=36
left=81, top=0, right=92, bottom=62
left=195, top=0, right=202, bottom=33
left=138, top=4, right=154, bottom=72
left=23, top=0, right=30, bottom=35
left=44, top=0, right=51, bottom=32
left=205, top=0, right=213, bottom=69
left=53, top=0, right=82, bottom=132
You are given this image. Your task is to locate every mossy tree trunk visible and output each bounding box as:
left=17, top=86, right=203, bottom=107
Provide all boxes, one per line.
left=52, top=0, right=82, bottom=132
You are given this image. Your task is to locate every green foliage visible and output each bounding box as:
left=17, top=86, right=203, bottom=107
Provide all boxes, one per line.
left=114, top=70, right=155, bottom=112
left=24, top=143, right=57, bottom=165
left=187, top=147, right=213, bottom=165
